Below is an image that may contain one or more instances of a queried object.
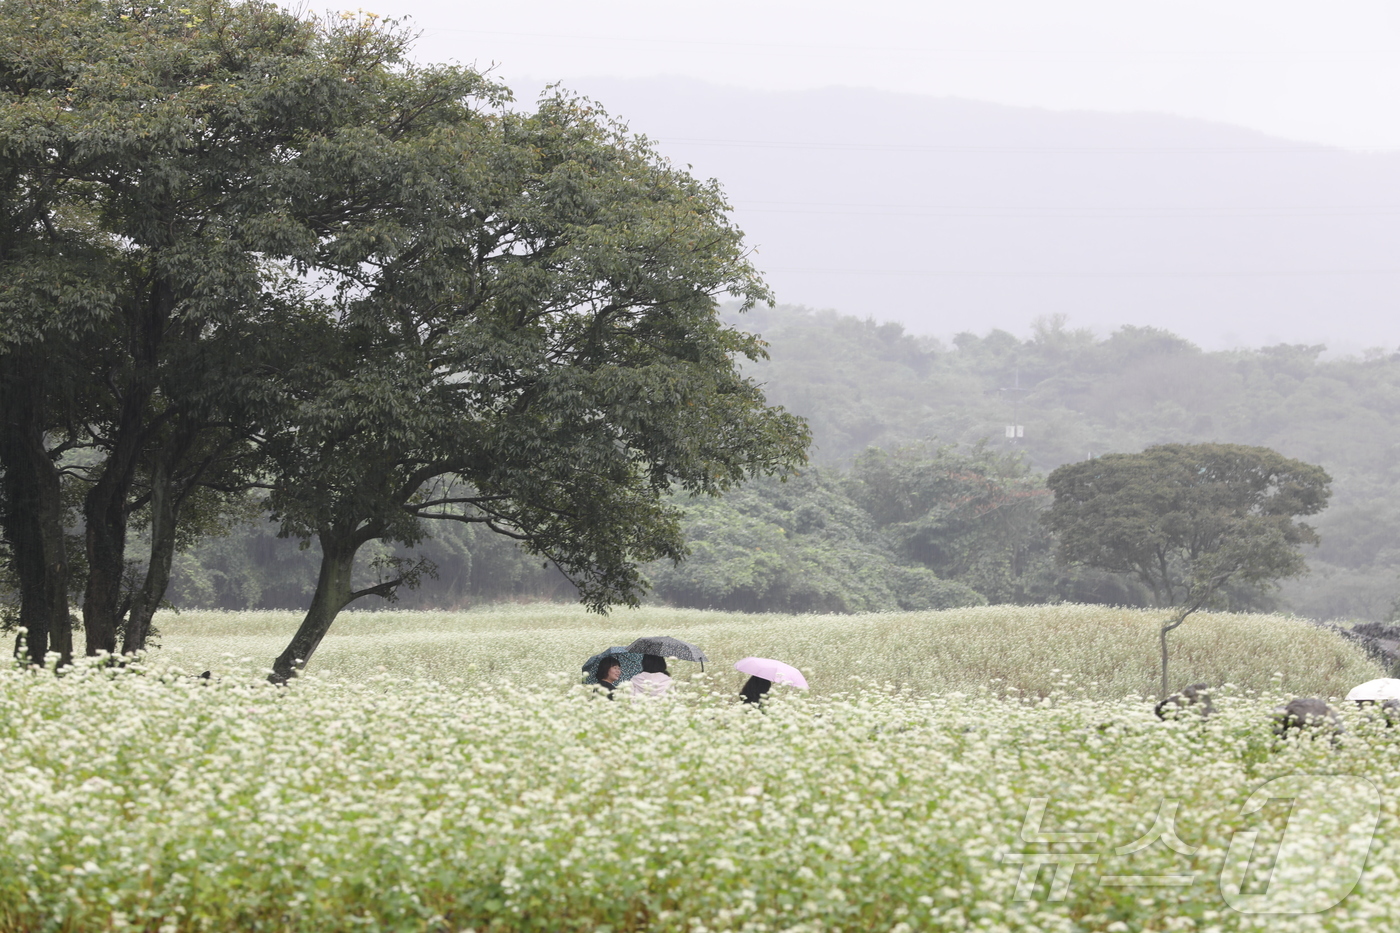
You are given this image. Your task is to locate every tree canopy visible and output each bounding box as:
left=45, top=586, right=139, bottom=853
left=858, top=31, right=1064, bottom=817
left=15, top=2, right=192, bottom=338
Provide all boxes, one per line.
left=1042, top=442, right=1331, bottom=693
left=1043, top=443, right=1331, bottom=608
left=259, top=87, right=811, bottom=680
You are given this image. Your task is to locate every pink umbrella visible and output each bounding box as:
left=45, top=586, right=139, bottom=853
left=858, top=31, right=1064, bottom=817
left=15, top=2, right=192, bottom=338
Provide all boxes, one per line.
left=734, top=657, right=809, bottom=689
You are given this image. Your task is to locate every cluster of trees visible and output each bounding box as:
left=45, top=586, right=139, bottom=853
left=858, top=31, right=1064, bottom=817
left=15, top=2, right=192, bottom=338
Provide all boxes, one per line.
left=650, top=437, right=1330, bottom=640
left=0, top=0, right=807, bottom=677
left=167, top=434, right=1328, bottom=642
left=646, top=441, right=1125, bottom=614
left=159, top=439, right=1112, bottom=615
left=732, top=305, right=1400, bottom=621
left=166, top=442, right=1050, bottom=615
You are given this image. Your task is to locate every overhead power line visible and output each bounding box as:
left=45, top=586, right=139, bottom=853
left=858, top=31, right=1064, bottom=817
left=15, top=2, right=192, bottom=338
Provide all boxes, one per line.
left=427, top=27, right=1398, bottom=59
left=766, top=267, right=1400, bottom=279
left=736, top=203, right=1400, bottom=219
left=741, top=199, right=1400, bottom=211
left=659, top=136, right=1367, bottom=154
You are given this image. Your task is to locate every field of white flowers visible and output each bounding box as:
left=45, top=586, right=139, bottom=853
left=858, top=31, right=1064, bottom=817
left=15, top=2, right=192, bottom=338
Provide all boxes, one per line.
left=2, top=605, right=1392, bottom=932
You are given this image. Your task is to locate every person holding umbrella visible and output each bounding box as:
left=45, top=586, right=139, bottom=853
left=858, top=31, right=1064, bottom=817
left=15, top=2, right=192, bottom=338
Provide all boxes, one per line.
left=734, top=657, right=808, bottom=705
left=622, top=636, right=707, bottom=699
left=596, top=658, right=623, bottom=699
left=631, top=654, right=674, bottom=698
left=1346, top=677, right=1400, bottom=724
left=739, top=675, right=772, bottom=705
left=582, top=647, right=643, bottom=686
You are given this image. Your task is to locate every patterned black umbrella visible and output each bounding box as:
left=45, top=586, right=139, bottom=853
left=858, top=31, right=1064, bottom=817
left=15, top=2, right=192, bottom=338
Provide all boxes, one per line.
left=626, top=636, right=709, bottom=670
left=581, top=647, right=643, bottom=685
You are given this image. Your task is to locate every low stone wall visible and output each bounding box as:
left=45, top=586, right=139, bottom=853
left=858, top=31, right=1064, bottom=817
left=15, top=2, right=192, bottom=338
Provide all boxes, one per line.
left=1311, top=619, right=1400, bottom=674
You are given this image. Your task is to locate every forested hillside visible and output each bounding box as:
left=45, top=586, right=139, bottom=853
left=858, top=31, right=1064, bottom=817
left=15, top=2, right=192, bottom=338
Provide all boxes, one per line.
left=728, top=304, right=1400, bottom=620
left=165, top=303, right=1400, bottom=623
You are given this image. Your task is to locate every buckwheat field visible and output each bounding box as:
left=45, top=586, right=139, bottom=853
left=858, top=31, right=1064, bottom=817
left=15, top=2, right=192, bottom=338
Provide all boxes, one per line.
left=2, top=605, right=1396, bottom=933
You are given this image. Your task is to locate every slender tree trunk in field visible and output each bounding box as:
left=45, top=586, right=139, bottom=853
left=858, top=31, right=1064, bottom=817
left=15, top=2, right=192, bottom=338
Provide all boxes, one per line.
left=1158, top=608, right=1195, bottom=699
left=0, top=378, right=72, bottom=666
left=269, top=530, right=364, bottom=684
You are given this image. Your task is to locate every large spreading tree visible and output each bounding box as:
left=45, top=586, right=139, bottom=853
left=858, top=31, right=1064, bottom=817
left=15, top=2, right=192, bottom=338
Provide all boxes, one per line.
left=1042, top=443, right=1331, bottom=697
left=259, top=89, right=810, bottom=681
left=0, top=0, right=809, bottom=668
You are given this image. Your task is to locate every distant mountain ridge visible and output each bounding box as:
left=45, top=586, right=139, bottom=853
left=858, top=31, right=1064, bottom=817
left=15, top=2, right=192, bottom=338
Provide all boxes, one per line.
left=532, top=76, right=1400, bottom=352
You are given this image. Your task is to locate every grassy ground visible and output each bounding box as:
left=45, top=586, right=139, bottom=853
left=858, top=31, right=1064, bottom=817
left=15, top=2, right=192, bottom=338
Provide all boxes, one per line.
left=147, top=603, right=1381, bottom=700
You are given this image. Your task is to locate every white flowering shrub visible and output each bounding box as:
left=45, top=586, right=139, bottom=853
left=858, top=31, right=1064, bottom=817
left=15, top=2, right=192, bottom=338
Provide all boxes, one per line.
left=0, top=607, right=1391, bottom=932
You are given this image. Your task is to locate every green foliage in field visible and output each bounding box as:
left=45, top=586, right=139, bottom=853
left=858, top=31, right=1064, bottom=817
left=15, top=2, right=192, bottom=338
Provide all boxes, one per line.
left=0, top=0, right=809, bottom=678
left=645, top=470, right=985, bottom=614
left=1, top=655, right=1397, bottom=932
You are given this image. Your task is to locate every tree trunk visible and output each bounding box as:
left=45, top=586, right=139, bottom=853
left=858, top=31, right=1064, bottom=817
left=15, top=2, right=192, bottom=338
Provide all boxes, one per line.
left=82, top=459, right=135, bottom=656
left=0, top=375, right=72, bottom=667
left=122, top=455, right=178, bottom=655
left=269, top=530, right=362, bottom=684
left=81, top=399, right=149, bottom=654
left=1158, top=608, right=1194, bottom=699
left=82, top=289, right=165, bottom=655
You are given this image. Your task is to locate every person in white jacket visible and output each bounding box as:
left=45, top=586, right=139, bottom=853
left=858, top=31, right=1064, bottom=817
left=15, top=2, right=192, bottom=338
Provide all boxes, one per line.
left=631, top=654, right=673, bottom=698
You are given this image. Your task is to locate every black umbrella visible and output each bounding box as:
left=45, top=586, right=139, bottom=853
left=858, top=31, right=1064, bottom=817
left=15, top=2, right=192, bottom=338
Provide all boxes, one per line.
left=581, top=647, right=644, bottom=684
left=626, top=635, right=709, bottom=670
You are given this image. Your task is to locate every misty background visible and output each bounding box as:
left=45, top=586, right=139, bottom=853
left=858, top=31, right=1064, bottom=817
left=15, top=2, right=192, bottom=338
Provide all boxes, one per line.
left=523, top=77, right=1400, bottom=351
left=390, top=0, right=1400, bottom=350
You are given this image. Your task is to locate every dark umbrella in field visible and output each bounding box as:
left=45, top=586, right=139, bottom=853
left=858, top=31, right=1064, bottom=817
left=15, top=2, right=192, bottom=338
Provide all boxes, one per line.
left=582, top=647, right=643, bottom=685
left=626, top=636, right=709, bottom=670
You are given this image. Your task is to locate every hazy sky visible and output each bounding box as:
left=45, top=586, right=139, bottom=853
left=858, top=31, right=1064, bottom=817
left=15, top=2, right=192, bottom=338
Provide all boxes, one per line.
left=390, top=0, right=1400, bottom=150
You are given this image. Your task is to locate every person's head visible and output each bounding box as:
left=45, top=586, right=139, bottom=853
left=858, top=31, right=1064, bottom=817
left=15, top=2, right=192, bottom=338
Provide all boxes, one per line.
left=740, top=675, right=771, bottom=704
left=598, top=658, right=621, bottom=684
left=642, top=654, right=669, bottom=675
